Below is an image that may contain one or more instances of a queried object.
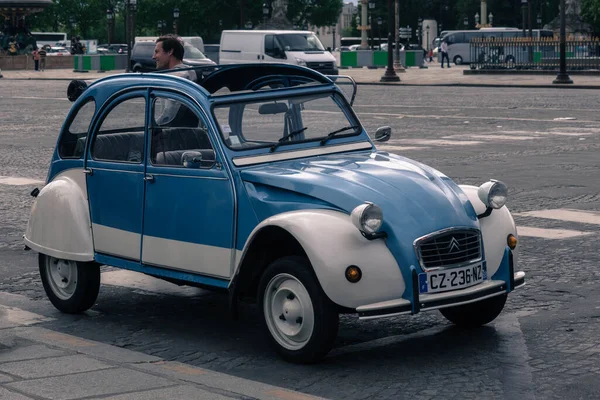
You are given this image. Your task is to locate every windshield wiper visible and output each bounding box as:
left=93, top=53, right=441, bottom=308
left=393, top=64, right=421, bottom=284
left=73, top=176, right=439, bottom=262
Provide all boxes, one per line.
left=320, top=125, right=360, bottom=145
left=270, top=127, right=308, bottom=152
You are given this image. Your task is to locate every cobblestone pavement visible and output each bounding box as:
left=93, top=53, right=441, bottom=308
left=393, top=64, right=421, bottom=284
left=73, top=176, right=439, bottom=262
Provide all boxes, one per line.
left=0, top=80, right=599, bottom=399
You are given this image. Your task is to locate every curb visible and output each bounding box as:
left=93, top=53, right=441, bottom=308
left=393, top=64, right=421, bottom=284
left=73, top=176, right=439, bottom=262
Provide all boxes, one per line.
left=5, top=325, right=327, bottom=400
left=354, top=81, right=600, bottom=89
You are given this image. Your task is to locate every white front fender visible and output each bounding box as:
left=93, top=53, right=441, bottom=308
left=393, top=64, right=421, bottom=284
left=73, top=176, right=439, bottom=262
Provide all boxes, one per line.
left=459, top=184, right=518, bottom=277
left=236, top=209, right=405, bottom=309
left=24, top=169, right=94, bottom=262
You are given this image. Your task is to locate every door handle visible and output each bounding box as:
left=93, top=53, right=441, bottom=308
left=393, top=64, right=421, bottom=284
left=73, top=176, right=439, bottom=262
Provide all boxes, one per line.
left=144, top=174, right=155, bottom=183
left=83, top=168, right=93, bottom=176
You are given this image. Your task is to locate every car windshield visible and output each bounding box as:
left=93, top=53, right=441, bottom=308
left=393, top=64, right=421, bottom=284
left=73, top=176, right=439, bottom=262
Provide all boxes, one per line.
left=213, top=92, right=360, bottom=151
left=277, top=34, right=324, bottom=51
left=184, top=45, right=207, bottom=59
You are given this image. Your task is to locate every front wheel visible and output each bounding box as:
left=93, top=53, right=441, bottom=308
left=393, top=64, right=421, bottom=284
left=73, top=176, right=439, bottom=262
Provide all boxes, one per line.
left=258, top=256, right=339, bottom=364
left=39, top=254, right=100, bottom=314
left=440, top=293, right=507, bottom=328
left=454, top=55, right=464, bottom=65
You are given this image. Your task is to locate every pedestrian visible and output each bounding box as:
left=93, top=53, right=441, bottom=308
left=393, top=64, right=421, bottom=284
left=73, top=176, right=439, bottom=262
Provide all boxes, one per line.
left=440, top=40, right=450, bottom=68
left=32, top=47, right=40, bottom=71
left=38, top=46, right=47, bottom=71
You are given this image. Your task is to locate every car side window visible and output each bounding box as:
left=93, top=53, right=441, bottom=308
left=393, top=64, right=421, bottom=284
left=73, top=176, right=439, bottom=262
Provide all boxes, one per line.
left=150, top=96, right=214, bottom=168
left=91, top=96, right=146, bottom=163
left=58, top=99, right=96, bottom=159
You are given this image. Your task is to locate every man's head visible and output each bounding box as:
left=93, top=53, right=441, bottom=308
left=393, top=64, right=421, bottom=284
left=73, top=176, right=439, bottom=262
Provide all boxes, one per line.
left=153, top=35, right=184, bottom=70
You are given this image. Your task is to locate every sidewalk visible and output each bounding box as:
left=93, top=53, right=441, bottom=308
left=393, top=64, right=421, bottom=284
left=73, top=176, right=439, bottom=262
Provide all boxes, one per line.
left=1, top=64, right=599, bottom=88
left=0, top=304, right=325, bottom=400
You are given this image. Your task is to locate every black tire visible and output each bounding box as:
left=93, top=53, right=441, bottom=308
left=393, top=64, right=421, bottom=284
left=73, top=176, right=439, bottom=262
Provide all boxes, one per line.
left=258, top=256, right=339, bottom=364
left=454, top=55, right=463, bottom=65
left=440, top=293, right=507, bottom=328
left=39, top=253, right=100, bottom=314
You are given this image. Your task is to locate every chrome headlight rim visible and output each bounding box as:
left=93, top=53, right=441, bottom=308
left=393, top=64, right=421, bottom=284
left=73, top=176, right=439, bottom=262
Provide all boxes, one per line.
left=351, top=202, right=383, bottom=235
left=477, top=179, right=508, bottom=210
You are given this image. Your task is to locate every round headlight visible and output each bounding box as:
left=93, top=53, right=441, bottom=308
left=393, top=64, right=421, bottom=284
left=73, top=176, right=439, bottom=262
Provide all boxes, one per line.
left=477, top=180, right=508, bottom=209
left=351, top=202, right=383, bottom=234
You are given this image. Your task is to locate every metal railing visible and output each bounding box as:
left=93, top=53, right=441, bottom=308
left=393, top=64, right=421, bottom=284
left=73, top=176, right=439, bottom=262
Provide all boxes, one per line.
left=469, top=37, right=600, bottom=70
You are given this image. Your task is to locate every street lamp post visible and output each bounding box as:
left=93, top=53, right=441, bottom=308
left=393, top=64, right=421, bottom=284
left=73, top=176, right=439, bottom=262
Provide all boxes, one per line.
left=488, top=12, right=493, bottom=26
left=463, top=17, right=468, bottom=29
left=380, top=0, right=399, bottom=82
left=553, top=0, right=573, bottom=84
left=393, top=0, right=405, bottom=72
left=106, top=9, right=113, bottom=46
left=126, top=0, right=136, bottom=73
left=537, top=12, right=542, bottom=28
left=332, top=25, right=336, bottom=52
left=157, top=20, right=163, bottom=35
left=262, top=3, right=269, bottom=29
left=417, top=18, right=422, bottom=48
left=377, top=16, right=382, bottom=49
left=521, top=0, right=527, bottom=37
left=369, top=0, right=375, bottom=49
left=475, top=12, right=479, bottom=27
left=426, top=24, right=429, bottom=51
left=173, top=8, right=179, bottom=35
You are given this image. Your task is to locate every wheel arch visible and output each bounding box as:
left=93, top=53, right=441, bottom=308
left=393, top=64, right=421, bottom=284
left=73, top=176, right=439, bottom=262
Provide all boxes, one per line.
left=24, top=169, right=94, bottom=262
left=233, top=225, right=308, bottom=303
left=231, top=209, right=405, bottom=310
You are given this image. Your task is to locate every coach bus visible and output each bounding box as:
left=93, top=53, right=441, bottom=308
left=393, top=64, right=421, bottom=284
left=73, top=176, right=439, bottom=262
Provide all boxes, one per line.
left=442, top=28, right=554, bottom=65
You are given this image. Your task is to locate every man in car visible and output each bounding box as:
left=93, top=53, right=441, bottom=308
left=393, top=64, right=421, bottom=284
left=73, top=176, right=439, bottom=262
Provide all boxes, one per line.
left=152, top=34, right=197, bottom=82
left=152, top=34, right=198, bottom=127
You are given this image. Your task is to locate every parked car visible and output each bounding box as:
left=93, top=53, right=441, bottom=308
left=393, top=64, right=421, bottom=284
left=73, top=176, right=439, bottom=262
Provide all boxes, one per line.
left=25, top=63, right=525, bottom=364
left=203, top=44, right=220, bottom=64
left=130, top=41, right=215, bottom=72
left=97, top=43, right=129, bottom=54
left=46, top=46, right=71, bottom=56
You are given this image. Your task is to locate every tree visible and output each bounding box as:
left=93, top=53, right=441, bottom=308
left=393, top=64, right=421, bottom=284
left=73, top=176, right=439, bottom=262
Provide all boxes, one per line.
left=582, top=0, right=600, bottom=33
left=287, top=0, right=343, bottom=27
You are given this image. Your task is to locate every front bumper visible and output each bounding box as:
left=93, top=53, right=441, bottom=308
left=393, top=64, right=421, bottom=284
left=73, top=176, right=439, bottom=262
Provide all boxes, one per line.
left=356, top=271, right=525, bottom=320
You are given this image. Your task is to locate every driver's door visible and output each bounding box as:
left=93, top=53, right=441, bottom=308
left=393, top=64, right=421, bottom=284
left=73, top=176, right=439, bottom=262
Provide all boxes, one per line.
left=141, top=92, right=235, bottom=279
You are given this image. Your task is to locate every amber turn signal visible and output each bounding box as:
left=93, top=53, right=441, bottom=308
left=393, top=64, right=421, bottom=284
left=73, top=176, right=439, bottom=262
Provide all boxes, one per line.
left=345, top=265, right=362, bottom=283
left=507, top=234, right=518, bottom=250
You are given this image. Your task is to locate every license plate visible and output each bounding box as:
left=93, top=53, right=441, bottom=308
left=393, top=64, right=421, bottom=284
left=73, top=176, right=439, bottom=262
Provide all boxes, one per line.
left=418, top=263, right=487, bottom=294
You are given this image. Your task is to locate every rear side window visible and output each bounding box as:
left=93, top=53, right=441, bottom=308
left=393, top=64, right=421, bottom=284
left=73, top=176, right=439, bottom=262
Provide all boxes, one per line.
left=58, top=99, right=96, bottom=159
left=91, top=97, right=146, bottom=163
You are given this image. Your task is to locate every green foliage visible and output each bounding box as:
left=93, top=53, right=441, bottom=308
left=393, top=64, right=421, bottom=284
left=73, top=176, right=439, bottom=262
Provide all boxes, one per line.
left=23, top=0, right=574, bottom=45
left=582, top=0, right=600, bottom=32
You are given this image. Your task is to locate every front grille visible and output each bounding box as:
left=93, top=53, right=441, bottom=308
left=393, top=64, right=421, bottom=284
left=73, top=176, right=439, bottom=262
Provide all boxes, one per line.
left=306, top=61, right=334, bottom=71
left=415, top=229, right=482, bottom=271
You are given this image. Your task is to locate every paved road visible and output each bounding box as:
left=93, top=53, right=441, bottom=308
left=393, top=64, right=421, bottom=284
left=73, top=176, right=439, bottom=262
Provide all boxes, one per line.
left=0, top=80, right=599, bottom=399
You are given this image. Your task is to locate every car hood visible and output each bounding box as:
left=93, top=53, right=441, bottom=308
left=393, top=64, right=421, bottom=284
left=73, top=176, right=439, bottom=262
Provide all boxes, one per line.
left=240, top=151, right=480, bottom=258
left=286, top=50, right=336, bottom=62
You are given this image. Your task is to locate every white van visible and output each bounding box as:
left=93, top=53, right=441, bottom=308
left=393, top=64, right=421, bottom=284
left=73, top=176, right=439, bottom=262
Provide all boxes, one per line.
left=219, top=30, right=338, bottom=75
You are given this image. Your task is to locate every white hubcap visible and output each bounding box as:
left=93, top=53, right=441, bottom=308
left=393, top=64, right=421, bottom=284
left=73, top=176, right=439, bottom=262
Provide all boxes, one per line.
left=264, top=273, right=315, bottom=351
left=45, top=256, right=78, bottom=300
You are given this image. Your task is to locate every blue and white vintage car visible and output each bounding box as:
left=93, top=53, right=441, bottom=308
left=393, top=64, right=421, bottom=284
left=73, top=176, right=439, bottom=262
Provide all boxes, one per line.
left=25, top=64, right=525, bottom=363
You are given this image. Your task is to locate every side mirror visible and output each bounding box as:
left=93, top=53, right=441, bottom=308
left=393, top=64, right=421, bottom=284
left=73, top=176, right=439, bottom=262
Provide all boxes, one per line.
left=182, top=151, right=203, bottom=169
left=374, top=126, right=392, bottom=142
left=182, top=150, right=216, bottom=169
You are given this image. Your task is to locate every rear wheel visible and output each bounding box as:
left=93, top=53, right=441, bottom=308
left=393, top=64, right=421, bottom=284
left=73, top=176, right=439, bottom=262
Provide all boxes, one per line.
left=440, top=293, right=507, bottom=328
left=258, top=256, right=339, bottom=364
left=39, top=254, right=100, bottom=314
left=454, top=55, right=464, bottom=65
